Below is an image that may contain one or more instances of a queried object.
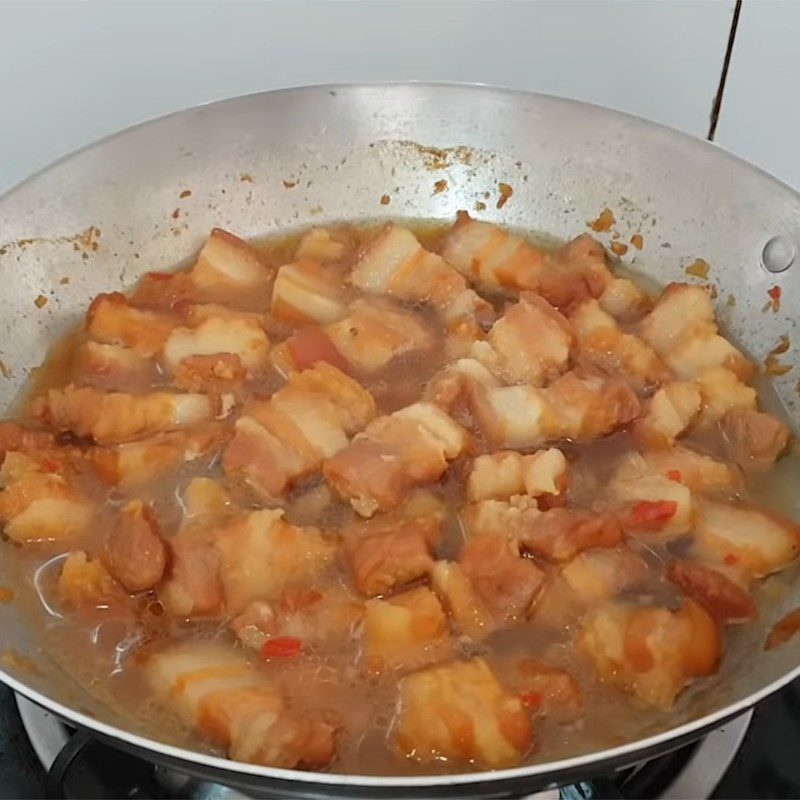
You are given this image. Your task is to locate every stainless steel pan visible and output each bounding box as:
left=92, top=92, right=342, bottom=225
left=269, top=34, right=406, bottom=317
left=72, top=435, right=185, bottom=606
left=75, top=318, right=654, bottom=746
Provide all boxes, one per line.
left=0, top=83, right=798, bottom=797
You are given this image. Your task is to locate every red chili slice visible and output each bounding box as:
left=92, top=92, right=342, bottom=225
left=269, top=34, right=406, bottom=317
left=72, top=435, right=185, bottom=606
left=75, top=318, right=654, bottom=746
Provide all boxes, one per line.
left=628, top=500, right=677, bottom=531
left=145, top=271, right=173, bottom=281
left=260, top=636, right=303, bottom=660
left=666, top=470, right=682, bottom=483
left=519, top=691, right=542, bottom=711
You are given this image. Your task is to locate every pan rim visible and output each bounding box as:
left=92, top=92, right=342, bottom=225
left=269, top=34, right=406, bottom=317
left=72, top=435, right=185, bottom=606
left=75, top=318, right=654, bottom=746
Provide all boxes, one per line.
left=2, top=80, right=800, bottom=205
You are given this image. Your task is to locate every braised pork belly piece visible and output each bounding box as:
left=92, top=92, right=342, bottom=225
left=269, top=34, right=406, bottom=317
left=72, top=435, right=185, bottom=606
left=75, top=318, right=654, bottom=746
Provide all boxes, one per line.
left=86, top=422, right=226, bottom=491
left=86, top=292, right=175, bottom=357
left=633, top=381, right=702, bottom=448
left=466, top=448, right=568, bottom=504
left=639, top=284, right=753, bottom=381
left=102, top=500, right=166, bottom=593
left=0, top=450, right=93, bottom=544
left=142, top=641, right=336, bottom=769
left=272, top=297, right=435, bottom=376
left=469, top=371, right=640, bottom=448
left=323, top=401, right=468, bottom=516
left=473, top=293, right=573, bottom=386
left=569, top=298, right=671, bottom=391
left=231, top=586, right=363, bottom=652
left=222, top=362, right=375, bottom=498
left=361, top=585, right=452, bottom=673
left=32, top=385, right=221, bottom=444
left=440, top=213, right=608, bottom=306
left=132, top=228, right=274, bottom=310
left=393, top=657, right=532, bottom=768
left=272, top=258, right=348, bottom=325
left=504, top=657, right=583, bottom=719
left=72, top=340, right=158, bottom=392
left=579, top=598, right=720, bottom=709
left=352, top=223, right=492, bottom=329
left=341, top=512, right=440, bottom=597
left=160, top=479, right=335, bottom=618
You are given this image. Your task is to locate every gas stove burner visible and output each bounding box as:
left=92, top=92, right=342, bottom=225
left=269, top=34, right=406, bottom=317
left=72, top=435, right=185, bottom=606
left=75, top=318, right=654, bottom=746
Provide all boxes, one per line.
left=14, top=693, right=752, bottom=799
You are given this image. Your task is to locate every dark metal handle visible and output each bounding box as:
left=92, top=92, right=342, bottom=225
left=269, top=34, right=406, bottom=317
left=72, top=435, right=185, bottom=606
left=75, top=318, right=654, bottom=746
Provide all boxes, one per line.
left=46, top=730, right=93, bottom=799
left=46, top=730, right=165, bottom=799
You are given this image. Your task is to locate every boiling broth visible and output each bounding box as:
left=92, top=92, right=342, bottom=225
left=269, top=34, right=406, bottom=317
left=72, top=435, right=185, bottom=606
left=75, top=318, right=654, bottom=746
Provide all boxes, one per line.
left=2, top=219, right=798, bottom=776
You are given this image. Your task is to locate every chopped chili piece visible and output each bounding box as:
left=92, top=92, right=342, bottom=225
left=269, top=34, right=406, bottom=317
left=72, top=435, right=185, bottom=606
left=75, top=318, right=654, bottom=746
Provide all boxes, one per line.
left=666, top=470, right=682, bottom=483
left=519, top=691, right=542, bottom=710
left=260, top=636, right=303, bottom=660
left=40, top=458, right=61, bottom=473
left=628, top=500, right=677, bottom=531
left=724, top=553, right=740, bottom=566
left=146, top=271, right=173, bottom=281
left=767, top=285, right=782, bottom=312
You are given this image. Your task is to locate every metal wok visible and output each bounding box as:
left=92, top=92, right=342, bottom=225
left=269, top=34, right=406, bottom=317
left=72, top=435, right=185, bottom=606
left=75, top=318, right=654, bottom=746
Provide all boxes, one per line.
left=0, top=83, right=798, bottom=798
